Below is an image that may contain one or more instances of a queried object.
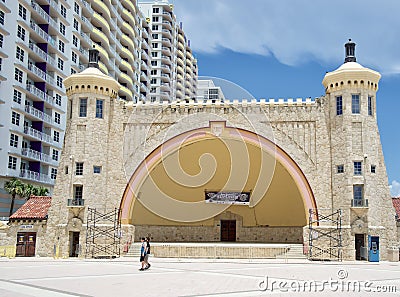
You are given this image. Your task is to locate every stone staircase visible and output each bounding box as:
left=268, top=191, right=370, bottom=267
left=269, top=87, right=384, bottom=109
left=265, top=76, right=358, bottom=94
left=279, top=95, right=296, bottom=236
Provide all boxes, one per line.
left=124, top=243, right=307, bottom=259
left=277, top=244, right=306, bottom=259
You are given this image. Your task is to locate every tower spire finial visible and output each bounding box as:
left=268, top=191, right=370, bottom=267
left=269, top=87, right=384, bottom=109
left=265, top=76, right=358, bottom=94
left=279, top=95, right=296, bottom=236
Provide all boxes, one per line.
left=88, top=46, right=99, bottom=69
left=344, top=39, right=356, bottom=63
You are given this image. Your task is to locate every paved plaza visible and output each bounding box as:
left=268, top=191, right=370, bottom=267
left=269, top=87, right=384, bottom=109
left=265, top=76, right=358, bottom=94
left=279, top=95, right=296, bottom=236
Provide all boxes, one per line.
left=0, top=257, right=400, bottom=296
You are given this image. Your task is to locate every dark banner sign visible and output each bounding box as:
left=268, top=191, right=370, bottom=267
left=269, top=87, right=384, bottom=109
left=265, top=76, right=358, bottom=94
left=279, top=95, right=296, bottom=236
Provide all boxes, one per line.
left=205, top=191, right=250, bottom=205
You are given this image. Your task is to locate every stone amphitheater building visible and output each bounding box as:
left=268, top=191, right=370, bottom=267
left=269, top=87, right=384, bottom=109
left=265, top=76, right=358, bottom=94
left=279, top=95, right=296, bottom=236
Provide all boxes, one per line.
left=11, top=41, right=397, bottom=261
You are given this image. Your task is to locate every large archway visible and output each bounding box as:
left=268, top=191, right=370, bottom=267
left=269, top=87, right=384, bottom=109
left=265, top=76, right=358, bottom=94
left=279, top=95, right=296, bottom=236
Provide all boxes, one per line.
left=120, top=122, right=317, bottom=243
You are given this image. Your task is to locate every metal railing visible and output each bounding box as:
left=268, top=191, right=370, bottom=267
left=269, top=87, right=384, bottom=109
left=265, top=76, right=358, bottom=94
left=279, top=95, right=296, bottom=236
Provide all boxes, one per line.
left=67, top=198, right=85, bottom=207
left=351, top=199, right=369, bottom=207
left=25, top=105, right=53, bottom=124
left=23, top=126, right=52, bottom=144
left=19, top=169, right=53, bottom=184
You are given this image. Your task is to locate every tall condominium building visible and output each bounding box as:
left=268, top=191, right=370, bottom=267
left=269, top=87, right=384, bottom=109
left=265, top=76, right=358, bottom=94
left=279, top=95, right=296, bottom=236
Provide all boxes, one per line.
left=196, top=79, right=226, bottom=103
left=139, top=0, right=198, bottom=102
left=0, top=0, right=71, bottom=217
left=0, top=0, right=197, bottom=217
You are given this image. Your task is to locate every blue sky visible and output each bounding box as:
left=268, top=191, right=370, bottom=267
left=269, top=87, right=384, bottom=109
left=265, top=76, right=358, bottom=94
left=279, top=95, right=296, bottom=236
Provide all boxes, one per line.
left=171, top=0, right=400, bottom=196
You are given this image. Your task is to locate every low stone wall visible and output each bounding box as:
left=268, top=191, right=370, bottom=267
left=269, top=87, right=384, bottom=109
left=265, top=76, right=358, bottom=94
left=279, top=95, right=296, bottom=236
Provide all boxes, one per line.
left=134, top=225, right=303, bottom=243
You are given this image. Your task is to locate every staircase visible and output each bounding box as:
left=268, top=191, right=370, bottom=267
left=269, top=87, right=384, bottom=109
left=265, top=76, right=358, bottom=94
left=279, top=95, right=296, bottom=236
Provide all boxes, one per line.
left=125, top=242, right=141, bottom=257
left=277, top=244, right=306, bottom=259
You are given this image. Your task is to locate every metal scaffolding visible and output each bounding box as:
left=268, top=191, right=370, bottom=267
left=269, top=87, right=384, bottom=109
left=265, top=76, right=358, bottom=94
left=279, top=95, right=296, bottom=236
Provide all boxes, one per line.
left=85, top=207, right=121, bottom=259
left=308, top=208, right=342, bottom=261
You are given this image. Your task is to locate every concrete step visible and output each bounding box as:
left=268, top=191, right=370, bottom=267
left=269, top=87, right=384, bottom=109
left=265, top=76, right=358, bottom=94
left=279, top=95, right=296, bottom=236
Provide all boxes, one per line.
left=277, top=244, right=306, bottom=259
left=125, top=243, right=141, bottom=257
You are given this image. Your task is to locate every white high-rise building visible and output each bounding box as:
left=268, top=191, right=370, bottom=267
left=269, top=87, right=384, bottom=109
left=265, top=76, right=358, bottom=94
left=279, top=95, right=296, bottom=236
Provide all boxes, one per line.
left=0, top=0, right=198, bottom=217
left=139, top=0, right=198, bottom=102
left=0, top=0, right=71, bottom=217
left=196, top=79, right=226, bottom=103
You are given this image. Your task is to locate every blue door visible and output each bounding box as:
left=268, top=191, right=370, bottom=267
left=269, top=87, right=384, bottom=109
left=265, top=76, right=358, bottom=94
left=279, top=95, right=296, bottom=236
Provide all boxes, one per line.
left=368, top=235, right=379, bottom=262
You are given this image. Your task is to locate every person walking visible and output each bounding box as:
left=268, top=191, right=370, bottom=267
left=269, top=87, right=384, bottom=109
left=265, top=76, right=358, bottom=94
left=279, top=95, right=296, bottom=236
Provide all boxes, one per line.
left=139, top=237, right=147, bottom=271
left=144, top=237, right=151, bottom=270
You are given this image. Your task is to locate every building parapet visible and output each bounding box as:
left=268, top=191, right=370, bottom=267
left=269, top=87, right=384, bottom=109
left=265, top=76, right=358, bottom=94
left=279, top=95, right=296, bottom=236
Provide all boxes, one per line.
left=121, top=97, right=318, bottom=110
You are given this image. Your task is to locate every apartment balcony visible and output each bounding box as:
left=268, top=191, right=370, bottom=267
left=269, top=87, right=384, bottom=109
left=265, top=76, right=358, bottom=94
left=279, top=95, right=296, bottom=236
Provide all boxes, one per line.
left=19, top=169, right=54, bottom=185
left=21, top=148, right=57, bottom=166
left=177, top=48, right=184, bottom=59
left=77, top=0, right=93, bottom=14
left=93, top=11, right=111, bottom=33
left=140, top=82, right=149, bottom=93
left=162, top=21, right=172, bottom=30
left=29, top=21, right=56, bottom=48
left=141, top=60, right=150, bottom=72
left=141, top=50, right=150, bottom=61
left=178, top=32, right=185, bottom=43
left=121, top=0, right=136, bottom=15
left=120, top=72, right=133, bottom=87
left=119, top=85, right=133, bottom=100
left=162, top=29, right=172, bottom=39
left=79, top=31, right=92, bottom=47
left=24, top=105, right=55, bottom=126
left=351, top=199, right=369, bottom=208
left=162, top=37, right=172, bottom=47
left=121, top=34, right=135, bottom=51
left=122, top=8, right=136, bottom=27
left=67, top=198, right=85, bottom=207
left=121, top=46, right=134, bottom=63
left=28, top=42, right=56, bottom=67
left=162, top=11, right=172, bottom=21
left=80, top=15, right=93, bottom=30
left=79, top=46, right=89, bottom=58
left=93, top=0, right=111, bottom=19
left=92, top=27, right=110, bottom=48
left=161, top=64, right=171, bottom=73
left=23, top=126, right=53, bottom=145
left=30, top=0, right=57, bottom=28
left=161, top=55, right=172, bottom=65
left=98, top=61, right=109, bottom=74
left=94, top=43, right=109, bottom=62
left=25, top=84, right=57, bottom=109
left=27, top=62, right=47, bottom=81
left=176, top=65, right=184, bottom=75
left=161, top=46, right=171, bottom=55
left=121, top=22, right=136, bottom=42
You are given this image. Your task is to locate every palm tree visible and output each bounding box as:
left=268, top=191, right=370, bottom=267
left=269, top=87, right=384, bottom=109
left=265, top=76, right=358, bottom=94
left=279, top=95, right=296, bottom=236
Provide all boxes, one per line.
left=21, top=183, right=36, bottom=200
left=4, top=178, right=24, bottom=217
left=34, top=186, right=49, bottom=196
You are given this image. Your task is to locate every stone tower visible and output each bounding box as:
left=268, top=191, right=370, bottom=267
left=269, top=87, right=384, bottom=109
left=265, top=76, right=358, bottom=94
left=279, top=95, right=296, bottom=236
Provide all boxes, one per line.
left=39, top=49, right=133, bottom=257
left=322, top=39, right=397, bottom=259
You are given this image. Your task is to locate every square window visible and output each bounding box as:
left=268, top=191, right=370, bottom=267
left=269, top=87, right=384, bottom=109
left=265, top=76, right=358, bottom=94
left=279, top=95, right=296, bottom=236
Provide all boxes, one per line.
left=11, top=111, right=20, bottom=126
left=75, top=162, right=83, bottom=175
left=337, top=165, right=344, bottom=173
left=51, top=168, right=57, bottom=179
left=53, top=130, right=60, bottom=142
left=73, top=19, right=79, bottom=31
left=73, top=35, right=78, bottom=47
left=61, top=5, right=67, bottom=18
left=9, top=133, right=19, bottom=148
left=14, top=68, right=23, bottom=83
left=55, top=94, right=62, bottom=106
left=16, top=47, right=25, bottom=62
left=353, top=161, right=362, bottom=175
left=93, top=166, right=101, bottom=174
left=54, top=112, right=61, bottom=124
left=17, top=25, right=25, bottom=41
left=57, top=58, right=64, bottom=70
left=59, top=22, right=66, bottom=35
left=371, top=165, right=376, bottom=173
left=59, top=40, right=65, bottom=53
left=57, top=76, right=63, bottom=88
left=8, top=156, right=17, bottom=170
left=72, top=51, right=77, bottom=63
left=52, top=149, right=59, bottom=161
left=13, top=90, right=22, bottom=104
left=18, top=4, right=27, bottom=20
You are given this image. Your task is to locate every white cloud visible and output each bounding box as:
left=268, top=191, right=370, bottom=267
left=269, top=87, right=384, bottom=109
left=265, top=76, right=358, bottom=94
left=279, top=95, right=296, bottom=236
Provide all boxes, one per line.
left=172, top=0, right=400, bottom=74
left=390, top=180, right=400, bottom=197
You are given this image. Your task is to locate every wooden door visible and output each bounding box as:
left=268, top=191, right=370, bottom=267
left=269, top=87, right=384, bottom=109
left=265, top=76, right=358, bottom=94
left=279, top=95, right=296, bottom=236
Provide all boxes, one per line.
left=70, top=232, right=80, bottom=257
left=355, top=234, right=365, bottom=260
left=221, top=220, right=236, bottom=242
left=16, top=232, right=36, bottom=257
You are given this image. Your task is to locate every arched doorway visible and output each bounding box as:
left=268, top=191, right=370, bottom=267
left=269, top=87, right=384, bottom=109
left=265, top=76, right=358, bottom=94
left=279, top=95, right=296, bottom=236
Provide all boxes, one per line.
left=120, top=122, right=317, bottom=243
